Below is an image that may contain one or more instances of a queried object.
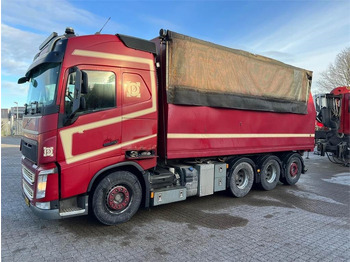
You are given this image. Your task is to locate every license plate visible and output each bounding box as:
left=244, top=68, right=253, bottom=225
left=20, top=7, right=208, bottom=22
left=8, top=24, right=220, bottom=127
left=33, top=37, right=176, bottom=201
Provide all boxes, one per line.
left=24, top=196, right=30, bottom=207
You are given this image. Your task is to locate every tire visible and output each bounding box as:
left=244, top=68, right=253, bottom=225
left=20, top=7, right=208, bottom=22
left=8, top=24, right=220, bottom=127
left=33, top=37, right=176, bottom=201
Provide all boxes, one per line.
left=280, top=154, right=302, bottom=185
left=92, top=171, right=142, bottom=225
left=228, top=159, right=254, bottom=197
left=259, top=156, right=281, bottom=191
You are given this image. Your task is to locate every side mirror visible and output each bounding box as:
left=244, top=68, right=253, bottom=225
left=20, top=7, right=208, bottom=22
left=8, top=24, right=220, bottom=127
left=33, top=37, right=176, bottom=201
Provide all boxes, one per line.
left=66, top=67, right=89, bottom=125
left=18, top=76, right=28, bottom=84
left=80, top=96, right=87, bottom=110
left=315, top=98, right=320, bottom=112
left=81, top=71, right=88, bottom=94
left=71, top=68, right=88, bottom=113
left=72, top=69, right=82, bottom=113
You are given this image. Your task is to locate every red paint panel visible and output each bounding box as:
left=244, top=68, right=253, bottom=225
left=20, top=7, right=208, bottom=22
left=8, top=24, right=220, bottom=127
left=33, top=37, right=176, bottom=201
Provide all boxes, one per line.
left=63, top=35, right=155, bottom=72
left=122, top=73, right=151, bottom=106
left=23, top=111, right=58, bottom=134
left=60, top=161, right=90, bottom=199
left=22, top=117, right=40, bottom=133
left=60, top=153, right=157, bottom=199
left=166, top=94, right=316, bottom=159
left=121, top=68, right=157, bottom=117
left=38, top=130, right=57, bottom=164
left=121, top=118, right=157, bottom=150
left=22, top=116, right=59, bottom=165
left=339, top=93, right=350, bottom=135
left=71, top=122, right=121, bottom=156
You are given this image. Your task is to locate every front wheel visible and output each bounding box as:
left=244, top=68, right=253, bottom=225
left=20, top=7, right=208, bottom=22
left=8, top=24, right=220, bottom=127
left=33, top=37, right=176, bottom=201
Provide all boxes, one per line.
left=228, top=158, right=254, bottom=198
left=92, top=171, right=142, bottom=225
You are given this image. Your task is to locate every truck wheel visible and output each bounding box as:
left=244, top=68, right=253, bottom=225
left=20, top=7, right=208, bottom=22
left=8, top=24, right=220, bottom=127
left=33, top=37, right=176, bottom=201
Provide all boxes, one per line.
left=92, top=171, right=142, bottom=225
left=281, top=154, right=302, bottom=185
left=228, top=159, right=254, bottom=197
left=259, top=156, right=281, bottom=191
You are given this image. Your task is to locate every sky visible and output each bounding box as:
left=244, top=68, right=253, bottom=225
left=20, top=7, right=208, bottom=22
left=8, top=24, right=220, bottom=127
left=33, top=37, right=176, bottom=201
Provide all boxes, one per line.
left=1, top=0, right=350, bottom=109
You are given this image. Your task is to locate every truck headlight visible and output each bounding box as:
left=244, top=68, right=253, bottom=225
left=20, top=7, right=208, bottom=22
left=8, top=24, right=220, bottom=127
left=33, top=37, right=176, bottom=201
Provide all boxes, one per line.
left=36, top=169, right=55, bottom=199
left=36, top=174, right=48, bottom=199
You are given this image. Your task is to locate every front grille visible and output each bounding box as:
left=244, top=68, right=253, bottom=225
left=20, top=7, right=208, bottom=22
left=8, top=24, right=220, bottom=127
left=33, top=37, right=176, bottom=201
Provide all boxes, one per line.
left=23, top=180, right=34, bottom=200
left=22, top=165, right=35, bottom=185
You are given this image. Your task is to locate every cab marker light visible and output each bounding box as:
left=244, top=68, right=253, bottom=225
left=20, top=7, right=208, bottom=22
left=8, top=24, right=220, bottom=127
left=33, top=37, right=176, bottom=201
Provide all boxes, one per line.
left=36, top=202, right=50, bottom=210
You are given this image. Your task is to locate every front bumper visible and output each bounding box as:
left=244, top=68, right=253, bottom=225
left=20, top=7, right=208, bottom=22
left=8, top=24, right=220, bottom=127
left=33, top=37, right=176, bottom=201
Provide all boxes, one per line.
left=22, top=192, right=61, bottom=220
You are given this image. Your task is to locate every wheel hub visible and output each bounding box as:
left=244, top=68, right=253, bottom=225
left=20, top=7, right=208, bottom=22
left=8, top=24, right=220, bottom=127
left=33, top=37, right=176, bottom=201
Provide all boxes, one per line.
left=289, top=163, right=298, bottom=177
left=266, top=165, right=277, bottom=183
left=107, top=186, right=130, bottom=211
left=235, top=170, right=248, bottom=189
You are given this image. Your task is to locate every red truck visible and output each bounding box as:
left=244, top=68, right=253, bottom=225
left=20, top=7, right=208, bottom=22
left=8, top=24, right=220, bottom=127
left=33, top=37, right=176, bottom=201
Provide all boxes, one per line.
left=18, top=28, right=315, bottom=225
left=315, top=86, right=350, bottom=165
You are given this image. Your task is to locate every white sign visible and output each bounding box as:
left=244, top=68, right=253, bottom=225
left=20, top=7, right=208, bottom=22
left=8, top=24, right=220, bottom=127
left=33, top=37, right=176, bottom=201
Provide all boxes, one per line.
left=43, top=147, right=54, bottom=157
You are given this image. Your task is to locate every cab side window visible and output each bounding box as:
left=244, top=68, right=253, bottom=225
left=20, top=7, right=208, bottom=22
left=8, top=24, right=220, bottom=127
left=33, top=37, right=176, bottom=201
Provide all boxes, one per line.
left=83, top=71, right=116, bottom=110
left=65, top=70, right=116, bottom=115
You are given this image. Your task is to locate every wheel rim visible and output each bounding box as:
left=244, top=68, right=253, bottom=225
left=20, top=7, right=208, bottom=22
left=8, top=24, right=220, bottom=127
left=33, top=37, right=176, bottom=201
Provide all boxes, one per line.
left=107, top=185, right=130, bottom=211
left=265, top=164, right=277, bottom=183
left=289, top=163, right=298, bottom=177
left=235, top=170, right=249, bottom=189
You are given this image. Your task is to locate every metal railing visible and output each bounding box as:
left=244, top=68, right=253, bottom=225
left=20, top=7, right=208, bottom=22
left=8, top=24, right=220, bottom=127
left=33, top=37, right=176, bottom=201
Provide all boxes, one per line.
left=1, top=119, right=23, bottom=136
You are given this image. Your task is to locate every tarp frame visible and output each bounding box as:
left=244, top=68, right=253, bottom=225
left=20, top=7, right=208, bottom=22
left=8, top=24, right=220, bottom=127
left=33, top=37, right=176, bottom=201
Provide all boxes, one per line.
left=165, top=31, right=312, bottom=114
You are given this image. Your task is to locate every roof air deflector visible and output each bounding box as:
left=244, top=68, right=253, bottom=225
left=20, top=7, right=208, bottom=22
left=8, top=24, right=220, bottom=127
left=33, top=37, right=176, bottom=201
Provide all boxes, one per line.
left=116, top=34, right=157, bottom=55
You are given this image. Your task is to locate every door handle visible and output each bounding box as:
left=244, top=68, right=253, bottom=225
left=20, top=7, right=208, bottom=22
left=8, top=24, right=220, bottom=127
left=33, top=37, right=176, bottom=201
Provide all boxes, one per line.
left=103, top=140, right=118, bottom=147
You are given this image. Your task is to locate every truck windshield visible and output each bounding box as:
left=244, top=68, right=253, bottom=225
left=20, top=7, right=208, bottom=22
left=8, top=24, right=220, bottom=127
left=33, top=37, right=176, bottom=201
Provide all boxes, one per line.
left=26, top=63, right=60, bottom=113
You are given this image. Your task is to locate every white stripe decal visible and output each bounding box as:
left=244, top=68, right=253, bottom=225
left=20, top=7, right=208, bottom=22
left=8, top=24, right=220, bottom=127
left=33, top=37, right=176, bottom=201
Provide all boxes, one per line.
left=72, top=49, right=153, bottom=65
left=60, top=49, right=157, bottom=164
left=168, top=133, right=315, bottom=139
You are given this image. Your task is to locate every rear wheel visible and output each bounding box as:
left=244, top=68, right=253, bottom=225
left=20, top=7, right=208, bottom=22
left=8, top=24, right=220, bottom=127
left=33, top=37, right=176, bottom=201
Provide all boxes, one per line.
left=92, top=171, right=142, bottom=225
left=228, top=158, right=254, bottom=197
left=280, top=153, right=302, bottom=185
left=259, top=156, right=281, bottom=191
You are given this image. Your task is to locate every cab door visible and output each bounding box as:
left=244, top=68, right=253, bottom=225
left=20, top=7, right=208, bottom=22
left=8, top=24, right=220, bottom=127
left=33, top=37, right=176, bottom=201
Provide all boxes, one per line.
left=120, top=68, right=158, bottom=168
left=59, top=65, right=121, bottom=164
left=57, top=66, right=122, bottom=198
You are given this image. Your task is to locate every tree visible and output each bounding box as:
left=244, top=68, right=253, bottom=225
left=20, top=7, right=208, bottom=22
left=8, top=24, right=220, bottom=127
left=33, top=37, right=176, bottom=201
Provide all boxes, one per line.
left=317, top=47, right=350, bottom=92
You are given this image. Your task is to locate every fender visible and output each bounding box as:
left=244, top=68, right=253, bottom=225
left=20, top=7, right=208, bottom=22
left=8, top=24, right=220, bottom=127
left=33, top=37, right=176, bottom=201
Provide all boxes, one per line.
left=87, top=161, right=151, bottom=207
